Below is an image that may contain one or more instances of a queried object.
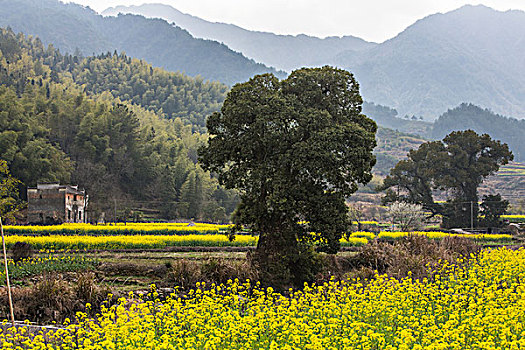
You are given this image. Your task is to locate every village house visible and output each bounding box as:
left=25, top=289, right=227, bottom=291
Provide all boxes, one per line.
left=27, top=184, right=88, bottom=224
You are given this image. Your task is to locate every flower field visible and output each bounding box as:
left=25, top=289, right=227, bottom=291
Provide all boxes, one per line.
left=3, top=234, right=258, bottom=250
left=377, top=231, right=513, bottom=242
left=1, top=230, right=513, bottom=250
left=502, top=215, right=525, bottom=223
left=3, top=223, right=232, bottom=236
left=2, top=247, right=525, bottom=349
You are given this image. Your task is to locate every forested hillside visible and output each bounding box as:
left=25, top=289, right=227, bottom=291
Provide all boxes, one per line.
left=67, top=53, right=227, bottom=132
left=0, top=0, right=284, bottom=85
left=0, top=28, right=238, bottom=222
left=432, top=104, right=525, bottom=161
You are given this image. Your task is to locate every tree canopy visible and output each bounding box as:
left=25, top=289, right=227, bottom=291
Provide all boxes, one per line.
left=379, top=130, right=513, bottom=228
left=199, top=66, right=377, bottom=286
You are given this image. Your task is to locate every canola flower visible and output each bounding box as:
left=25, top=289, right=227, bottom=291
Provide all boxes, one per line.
left=3, top=234, right=258, bottom=250
left=3, top=223, right=232, bottom=236
left=501, top=215, right=525, bottom=223
left=3, top=234, right=367, bottom=250
left=2, top=231, right=512, bottom=250
left=2, top=248, right=525, bottom=349
left=377, top=231, right=513, bottom=242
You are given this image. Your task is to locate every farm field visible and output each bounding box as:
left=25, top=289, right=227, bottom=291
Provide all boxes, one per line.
left=0, top=231, right=515, bottom=250
left=0, top=223, right=523, bottom=349
left=2, top=248, right=525, bottom=349
left=2, top=223, right=517, bottom=250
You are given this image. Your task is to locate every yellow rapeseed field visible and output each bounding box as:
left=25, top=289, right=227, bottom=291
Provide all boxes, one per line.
left=1, top=230, right=512, bottom=250
left=377, top=231, right=513, bottom=242
left=2, top=248, right=525, bottom=349
left=3, top=223, right=231, bottom=236
left=3, top=234, right=258, bottom=249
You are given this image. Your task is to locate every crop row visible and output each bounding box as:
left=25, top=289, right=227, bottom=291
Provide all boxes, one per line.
left=0, top=254, right=95, bottom=284
left=3, top=223, right=231, bottom=236
left=2, top=231, right=513, bottom=250
left=2, top=247, right=525, bottom=349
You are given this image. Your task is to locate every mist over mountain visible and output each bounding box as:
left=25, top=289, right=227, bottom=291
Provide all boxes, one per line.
left=103, top=4, right=525, bottom=121
left=0, top=0, right=284, bottom=85
left=334, top=5, right=525, bottom=120
left=102, top=3, right=376, bottom=72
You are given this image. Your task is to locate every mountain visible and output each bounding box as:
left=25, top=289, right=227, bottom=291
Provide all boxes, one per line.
left=333, top=5, right=525, bottom=120
left=0, top=0, right=284, bottom=85
left=432, top=103, right=525, bottom=162
left=103, top=4, right=525, bottom=121
left=102, top=3, right=376, bottom=72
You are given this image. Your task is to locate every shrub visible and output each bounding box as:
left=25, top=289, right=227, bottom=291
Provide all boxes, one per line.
left=349, top=235, right=481, bottom=281
left=11, top=241, right=33, bottom=263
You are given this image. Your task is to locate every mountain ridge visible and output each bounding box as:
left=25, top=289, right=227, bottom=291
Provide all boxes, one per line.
left=333, top=4, right=525, bottom=120
left=104, top=3, right=525, bottom=120
left=102, top=3, right=376, bottom=72
left=0, top=0, right=284, bottom=85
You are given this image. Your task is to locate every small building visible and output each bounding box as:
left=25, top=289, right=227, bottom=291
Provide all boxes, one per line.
left=27, top=184, right=88, bottom=224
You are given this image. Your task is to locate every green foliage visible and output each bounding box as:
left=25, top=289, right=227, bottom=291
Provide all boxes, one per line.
left=379, top=130, right=513, bottom=228
left=200, top=66, right=377, bottom=286
left=69, top=54, right=227, bottom=132
left=1, top=253, right=96, bottom=284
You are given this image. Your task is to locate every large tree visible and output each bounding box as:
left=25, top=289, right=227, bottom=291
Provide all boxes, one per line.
left=199, top=66, right=377, bottom=286
left=379, top=130, right=513, bottom=228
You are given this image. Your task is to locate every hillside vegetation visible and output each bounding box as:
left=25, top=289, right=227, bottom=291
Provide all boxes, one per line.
left=363, top=102, right=432, bottom=137
left=0, top=27, right=238, bottom=222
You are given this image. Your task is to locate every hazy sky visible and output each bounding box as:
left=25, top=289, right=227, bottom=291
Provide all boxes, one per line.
left=68, top=0, right=525, bottom=42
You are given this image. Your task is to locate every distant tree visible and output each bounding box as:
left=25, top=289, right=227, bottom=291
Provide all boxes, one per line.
left=347, top=204, right=365, bottom=232
left=379, top=130, right=513, bottom=228
left=479, top=194, right=509, bottom=228
left=387, top=201, right=426, bottom=231
left=200, top=66, right=377, bottom=287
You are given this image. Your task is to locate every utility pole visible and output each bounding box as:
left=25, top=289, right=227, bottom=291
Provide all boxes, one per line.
left=471, top=201, right=474, bottom=230
left=1, top=217, right=15, bottom=326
